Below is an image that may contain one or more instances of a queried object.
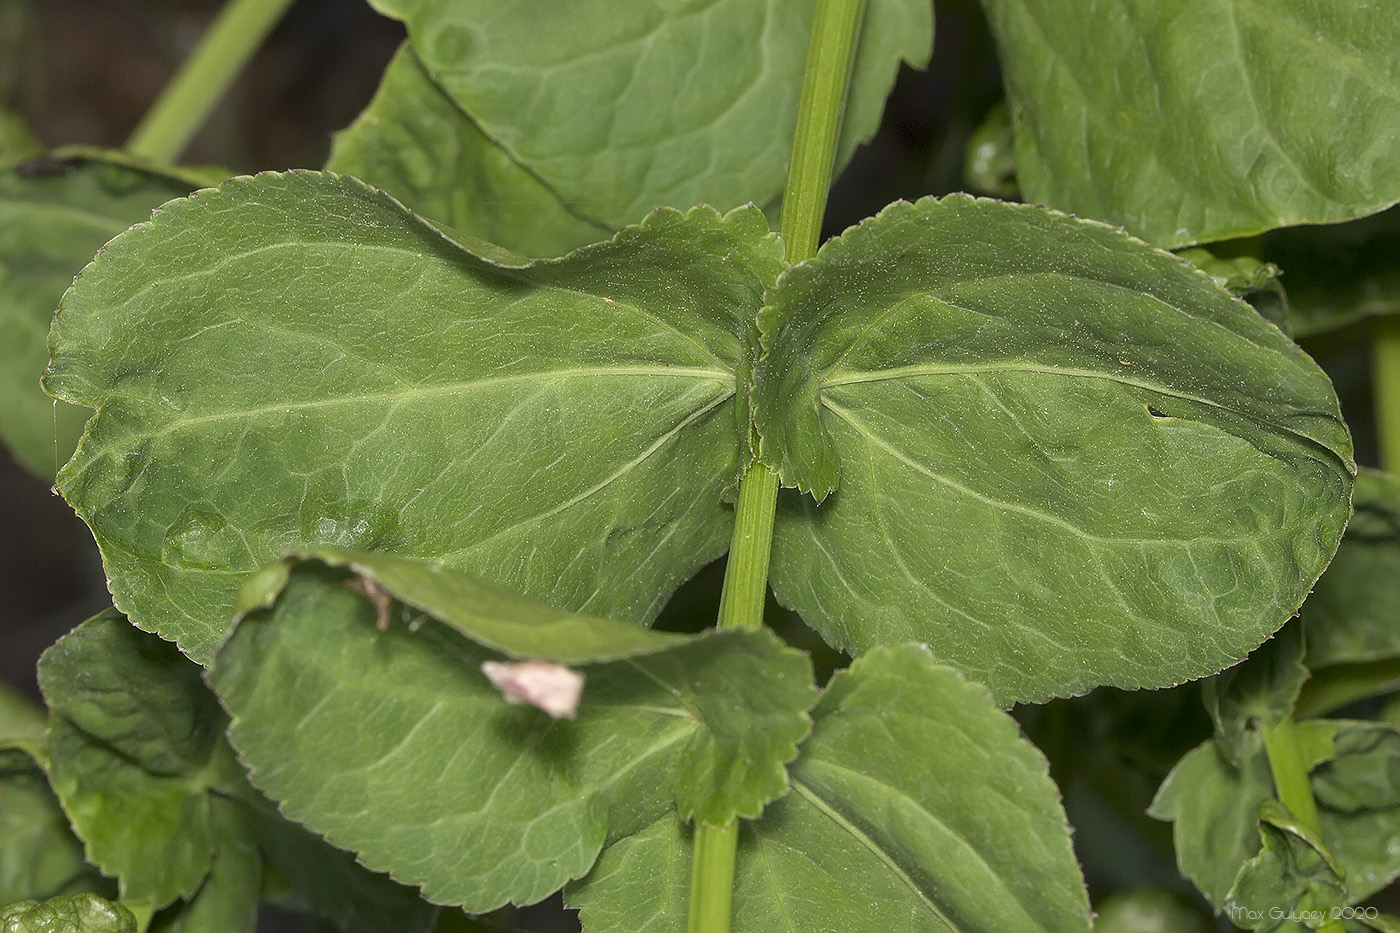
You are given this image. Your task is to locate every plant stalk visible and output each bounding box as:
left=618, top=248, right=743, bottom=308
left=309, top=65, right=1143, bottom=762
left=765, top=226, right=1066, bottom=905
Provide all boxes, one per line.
left=1373, top=316, right=1400, bottom=472
left=1295, top=657, right=1400, bottom=719
left=1259, top=716, right=1346, bottom=933
left=126, top=0, right=295, bottom=162
left=688, top=0, right=865, bottom=930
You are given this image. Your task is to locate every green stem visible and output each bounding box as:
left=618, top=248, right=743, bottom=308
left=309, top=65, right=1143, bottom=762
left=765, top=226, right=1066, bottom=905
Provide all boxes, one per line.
left=125, top=0, right=295, bottom=162
left=1373, top=316, right=1400, bottom=472
left=1294, top=657, right=1400, bottom=718
left=1259, top=716, right=1346, bottom=933
left=687, top=1, right=865, bottom=930
left=777, top=0, right=867, bottom=261
left=687, top=819, right=739, bottom=933
left=715, top=463, right=780, bottom=631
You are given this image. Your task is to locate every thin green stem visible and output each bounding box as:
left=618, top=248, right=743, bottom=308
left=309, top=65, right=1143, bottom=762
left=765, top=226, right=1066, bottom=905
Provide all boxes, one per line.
left=715, top=463, right=780, bottom=631
left=778, top=0, right=866, bottom=260
left=1373, top=316, right=1400, bottom=472
left=125, top=0, right=295, bottom=162
left=687, top=1, right=865, bottom=930
left=1260, top=716, right=1346, bottom=933
left=1295, top=657, right=1400, bottom=718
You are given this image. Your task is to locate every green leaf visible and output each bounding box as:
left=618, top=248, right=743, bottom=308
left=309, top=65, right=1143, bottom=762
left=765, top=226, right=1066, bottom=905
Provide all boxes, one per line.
left=1225, top=799, right=1347, bottom=932
left=1303, top=469, right=1400, bottom=667
left=1092, top=888, right=1212, bottom=933
left=326, top=44, right=609, bottom=258
left=1150, top=725, right=1330, bottom=906
left=208, top=562, right=814, bottom=911
left=1308, top=722, right=1400, bottom=901
left=1260, top=206, right=1400, bottom=338
left=1204, top=623, right=1309, bottom=766
left=366, top=0, right=931, bottom=228
left=1176, top=247, right=1289, bottom=333
left=0, top=752, right=108, bottom=904
left=0, top=894, right=136, bottom=933
left=1153, top=721, right=1400, bottom=911
left=243, top=792, right=437, bottom=933
left=572, top=645, right=1091, bottom=932
left=0, top=151, right=209, bottom=476
left=145, top=805, right=259, bottom=933
left=267, top=547, right=690, bottom=663
left=980, top=0, right=1400, bottom=247
left=46, top=171, right=783, bottom=663
left=36, top=612, right=250, bottom=908
left=753, top=195, right=1353, bottom=705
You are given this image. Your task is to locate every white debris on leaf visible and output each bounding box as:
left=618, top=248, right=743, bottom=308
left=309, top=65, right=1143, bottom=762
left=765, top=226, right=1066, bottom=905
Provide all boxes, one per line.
left=481, top=660, right=584, bottom=719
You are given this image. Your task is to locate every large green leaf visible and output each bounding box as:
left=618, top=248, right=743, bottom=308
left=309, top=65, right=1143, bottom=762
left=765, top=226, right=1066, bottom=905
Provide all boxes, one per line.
left=143, top=804, right=260, bottom=933
left=326, top=44, right=609, bottom=258
left=571, top=645, right=1091, bottom=932
left=36, top=612, right=253, bottom=908
left=209, top=561, right=813, bottom=912
left=753, top=195, right=1353, bottom=705
left=0, top=682, right=44, bottom=742
left=1303, top=469, right=1400, bottom=668
left=0, top=151, right=213, bottom=477
left=46, top=171, right=783, bottom=663
left=980, top=0, right=1400, bottom=247
left=366, top=0, right=932, bottom=229
left=1306, top=722, right=1400, bottom=901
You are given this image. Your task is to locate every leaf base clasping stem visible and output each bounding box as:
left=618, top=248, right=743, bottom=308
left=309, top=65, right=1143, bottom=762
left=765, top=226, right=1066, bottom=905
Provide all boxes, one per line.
left=687, top=0, right=864, bottom=929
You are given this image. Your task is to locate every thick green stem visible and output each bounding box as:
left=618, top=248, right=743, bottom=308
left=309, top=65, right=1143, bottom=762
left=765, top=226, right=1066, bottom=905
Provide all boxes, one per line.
left=687, top=819, right=739, bottom=933
left=687, top=1, right=865, bottom=930
left=1373, top=316, right=1400, bottom=471
left=1260, top=717, right=1346, bottom=933
left=126, top=0, right=295, bottom=162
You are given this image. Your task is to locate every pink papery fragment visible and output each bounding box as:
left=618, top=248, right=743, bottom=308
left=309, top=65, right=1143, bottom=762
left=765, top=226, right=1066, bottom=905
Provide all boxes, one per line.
left=481, top=660, right=585, bottom=719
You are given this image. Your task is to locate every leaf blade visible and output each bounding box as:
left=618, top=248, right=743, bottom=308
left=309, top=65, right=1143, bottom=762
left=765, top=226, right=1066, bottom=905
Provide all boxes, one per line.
left=47, top=171, right=781, bottom=662
left=981, top=0, right=1400, bottom=247
left=754, top=195, right=1353, bottom=704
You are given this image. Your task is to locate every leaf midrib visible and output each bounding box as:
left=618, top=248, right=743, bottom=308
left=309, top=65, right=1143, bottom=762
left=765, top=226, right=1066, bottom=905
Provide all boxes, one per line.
left=95, top=367, right=734, bottom=444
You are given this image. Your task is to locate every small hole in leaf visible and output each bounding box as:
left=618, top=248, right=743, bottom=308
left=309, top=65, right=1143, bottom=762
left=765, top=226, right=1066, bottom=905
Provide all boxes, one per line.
left=1146, top=405, right=1169, bottom=419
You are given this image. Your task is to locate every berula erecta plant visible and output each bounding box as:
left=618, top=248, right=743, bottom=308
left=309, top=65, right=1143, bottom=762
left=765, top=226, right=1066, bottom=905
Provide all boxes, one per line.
left=2, top=0, right=1400, bottom=931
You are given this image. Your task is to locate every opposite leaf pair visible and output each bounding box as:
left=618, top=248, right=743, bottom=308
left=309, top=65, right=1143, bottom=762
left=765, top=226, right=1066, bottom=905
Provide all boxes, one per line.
left=46, top=171, right=1352, bottom=705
